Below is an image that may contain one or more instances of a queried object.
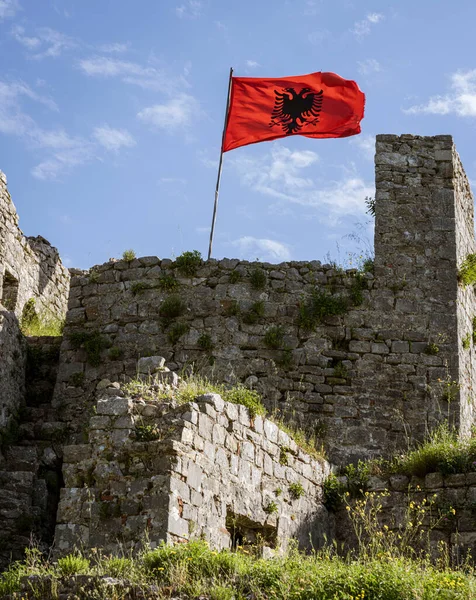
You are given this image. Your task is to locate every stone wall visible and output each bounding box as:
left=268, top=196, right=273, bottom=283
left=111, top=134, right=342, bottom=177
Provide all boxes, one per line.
left=55, top=384, right=330, bottom=556
left=0, top=170, right=70, bottom=438
left=53, top=135, right=476, bottom=464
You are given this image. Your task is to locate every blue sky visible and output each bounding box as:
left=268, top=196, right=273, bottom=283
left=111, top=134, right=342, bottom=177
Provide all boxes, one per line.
left=1, top=0, right=476, bottom=269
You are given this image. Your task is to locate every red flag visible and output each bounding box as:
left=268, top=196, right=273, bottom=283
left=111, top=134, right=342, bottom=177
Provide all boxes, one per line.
left=222, top=71, right=365, bottom=152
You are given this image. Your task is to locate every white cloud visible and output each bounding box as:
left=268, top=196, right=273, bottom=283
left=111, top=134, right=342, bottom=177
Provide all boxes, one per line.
left=350, top=134, right=375, bottom=161
left=357, top=58, right=381, bottom=75
left=246, top=60, right=260, bottom=69
left=99, top=42, right=129, bottom=53
left=233, top=145, right=373, bottom=221
left=78, top=56, right=188, bottom=93
left=0, top=79, right=134, bottom=181
left=11, top=25, right=40, bottom=49
left=404, top=69, right=476, bottom=117
left=137, top=94, right=198, bottom=130
left=176, top=0, right=202, bottom=18
left=0, top=0, right=20, bottom=20
left=303, top=0, right=320, bottom=16
left=11, top=26, right=77, bottom=59
left=232, top=236, right=291, bottom=262
left=351, top=13, right=384, bottom=39
left=93, top=125, right=136, bottom=152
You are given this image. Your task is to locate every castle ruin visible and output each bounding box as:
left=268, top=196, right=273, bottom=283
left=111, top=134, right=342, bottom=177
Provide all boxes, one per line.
left=1, top=134, right=476, bottom=565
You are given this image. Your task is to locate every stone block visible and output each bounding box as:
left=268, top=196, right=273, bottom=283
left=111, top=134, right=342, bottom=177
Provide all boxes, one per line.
left=137, top=356, right=166, bottom=374
left=96, top=397, right=133, bottom=416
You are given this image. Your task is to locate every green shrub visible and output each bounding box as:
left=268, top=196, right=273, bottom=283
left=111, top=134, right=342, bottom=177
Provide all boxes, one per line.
left=131, top=281, right=148, bottom=295
left=223, top=300, right=240, bottom=317
left=108, top=346, right=123, bottom=360
left=365, top=195, right=375, bottom=217
left=167, top=322, right=190, bottom=345
left=68, top=331, right=107, bottom=366
left=135, top=423, right=161, bottom=441
left=333, top=361, right=348, bottom=379
left=276, top=347, right=293, bottom=369
left=223, top=386, right=265, bottom=418
left=249, top=267, right=267, bottom=290
left=122, top=249, right=136, bottom=261
left=298, top=289, right=348, bottom=330
left=159, top=295, right=186, bottom=321
left=264, top=326, right=285, bottom=349
left=242, top=301, right=265, bottom=325
left=458, top=253, right=476, bottom=286
left=264, top=501, right=278, bottom=514
left=56, top=554, right=90, bottom=576
left=88, top=269, right=99, bottom=283
left=229, top=270, right=241, bottom=283
left=349, top=272, right=367, bottom=306
left=175, top=250, right=202, bottom=276
left=323, top=473, right=345, bottom=510
left=289, top=482, right=305, bottom=499
left=425, top=343, right=439, bottom=355
left=362, top=258, right=374, bottom=273
left=462, top=333, right=471, bottom=350
left=197, top=333, right=214, bottom=351
left=158, top=273, right=179, bottom=291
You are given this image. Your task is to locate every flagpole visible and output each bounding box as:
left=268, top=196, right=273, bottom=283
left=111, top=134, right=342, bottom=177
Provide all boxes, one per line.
left=208, top=67, right=233, bottom=260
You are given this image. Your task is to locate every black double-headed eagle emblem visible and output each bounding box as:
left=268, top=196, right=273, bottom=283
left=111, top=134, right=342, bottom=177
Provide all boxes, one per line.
left=269, top=87, right=324, bottom=135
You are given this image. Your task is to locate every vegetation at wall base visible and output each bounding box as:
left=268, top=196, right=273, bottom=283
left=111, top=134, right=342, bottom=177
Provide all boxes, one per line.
left=2, top=535, right=475, bottom=599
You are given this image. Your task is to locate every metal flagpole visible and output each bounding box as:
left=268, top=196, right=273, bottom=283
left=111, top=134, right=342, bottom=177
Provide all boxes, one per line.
left=208, top=67, right=234, bottom=260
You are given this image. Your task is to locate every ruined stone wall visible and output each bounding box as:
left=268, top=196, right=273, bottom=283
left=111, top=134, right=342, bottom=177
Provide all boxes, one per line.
left=52, top=135, right=476, bottom=465
left=0, top=170, right=70, bottom=436
left=55, top=388, right=330, bottom=556
left=0, top=171, right=70, bottom=322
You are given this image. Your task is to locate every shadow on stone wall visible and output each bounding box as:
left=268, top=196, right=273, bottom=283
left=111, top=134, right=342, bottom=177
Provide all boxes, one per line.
left=27, top=236, right=63, bottom=297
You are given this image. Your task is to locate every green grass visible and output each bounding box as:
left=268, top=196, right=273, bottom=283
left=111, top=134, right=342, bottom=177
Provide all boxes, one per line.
left=197, top=333, right=214, bottom=351
left=2, top=539, right=475, bottom=600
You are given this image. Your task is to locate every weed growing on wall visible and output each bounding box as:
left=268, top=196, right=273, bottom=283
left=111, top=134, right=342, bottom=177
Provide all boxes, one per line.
left=264, top=326, right=285, bottom=349
left=122, top=249, right=136, bottom=261
left=298, top=289, right=348, bottom=330
left=175, top=250, right=202, bottom=276
left=242, top=301, right=265, bottom=325
left=158, top=274, right=179, bottom=291
left=425, top=343, right=440, bottom=356
left=229, top=270, right=241, bottom=283
left=349, top=272, right=367, bottom=306
left=131, top=282, right=148, bottom=295
left=197, top=333, right=214, bottom=352
left=167, top=322, right=190, bottom=345
left=159, top=295, right=186, bottom=326
left=462, top=333, right=471, bottom=350
left=289, top=482, right=305, bottom=499
left=249, top=267, right=267, bottom=290
left=458, top=253, right=476, bottom=286
left=223, top=299, right=240, bottom=317
left=68, top=331, right=108, bottom=366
